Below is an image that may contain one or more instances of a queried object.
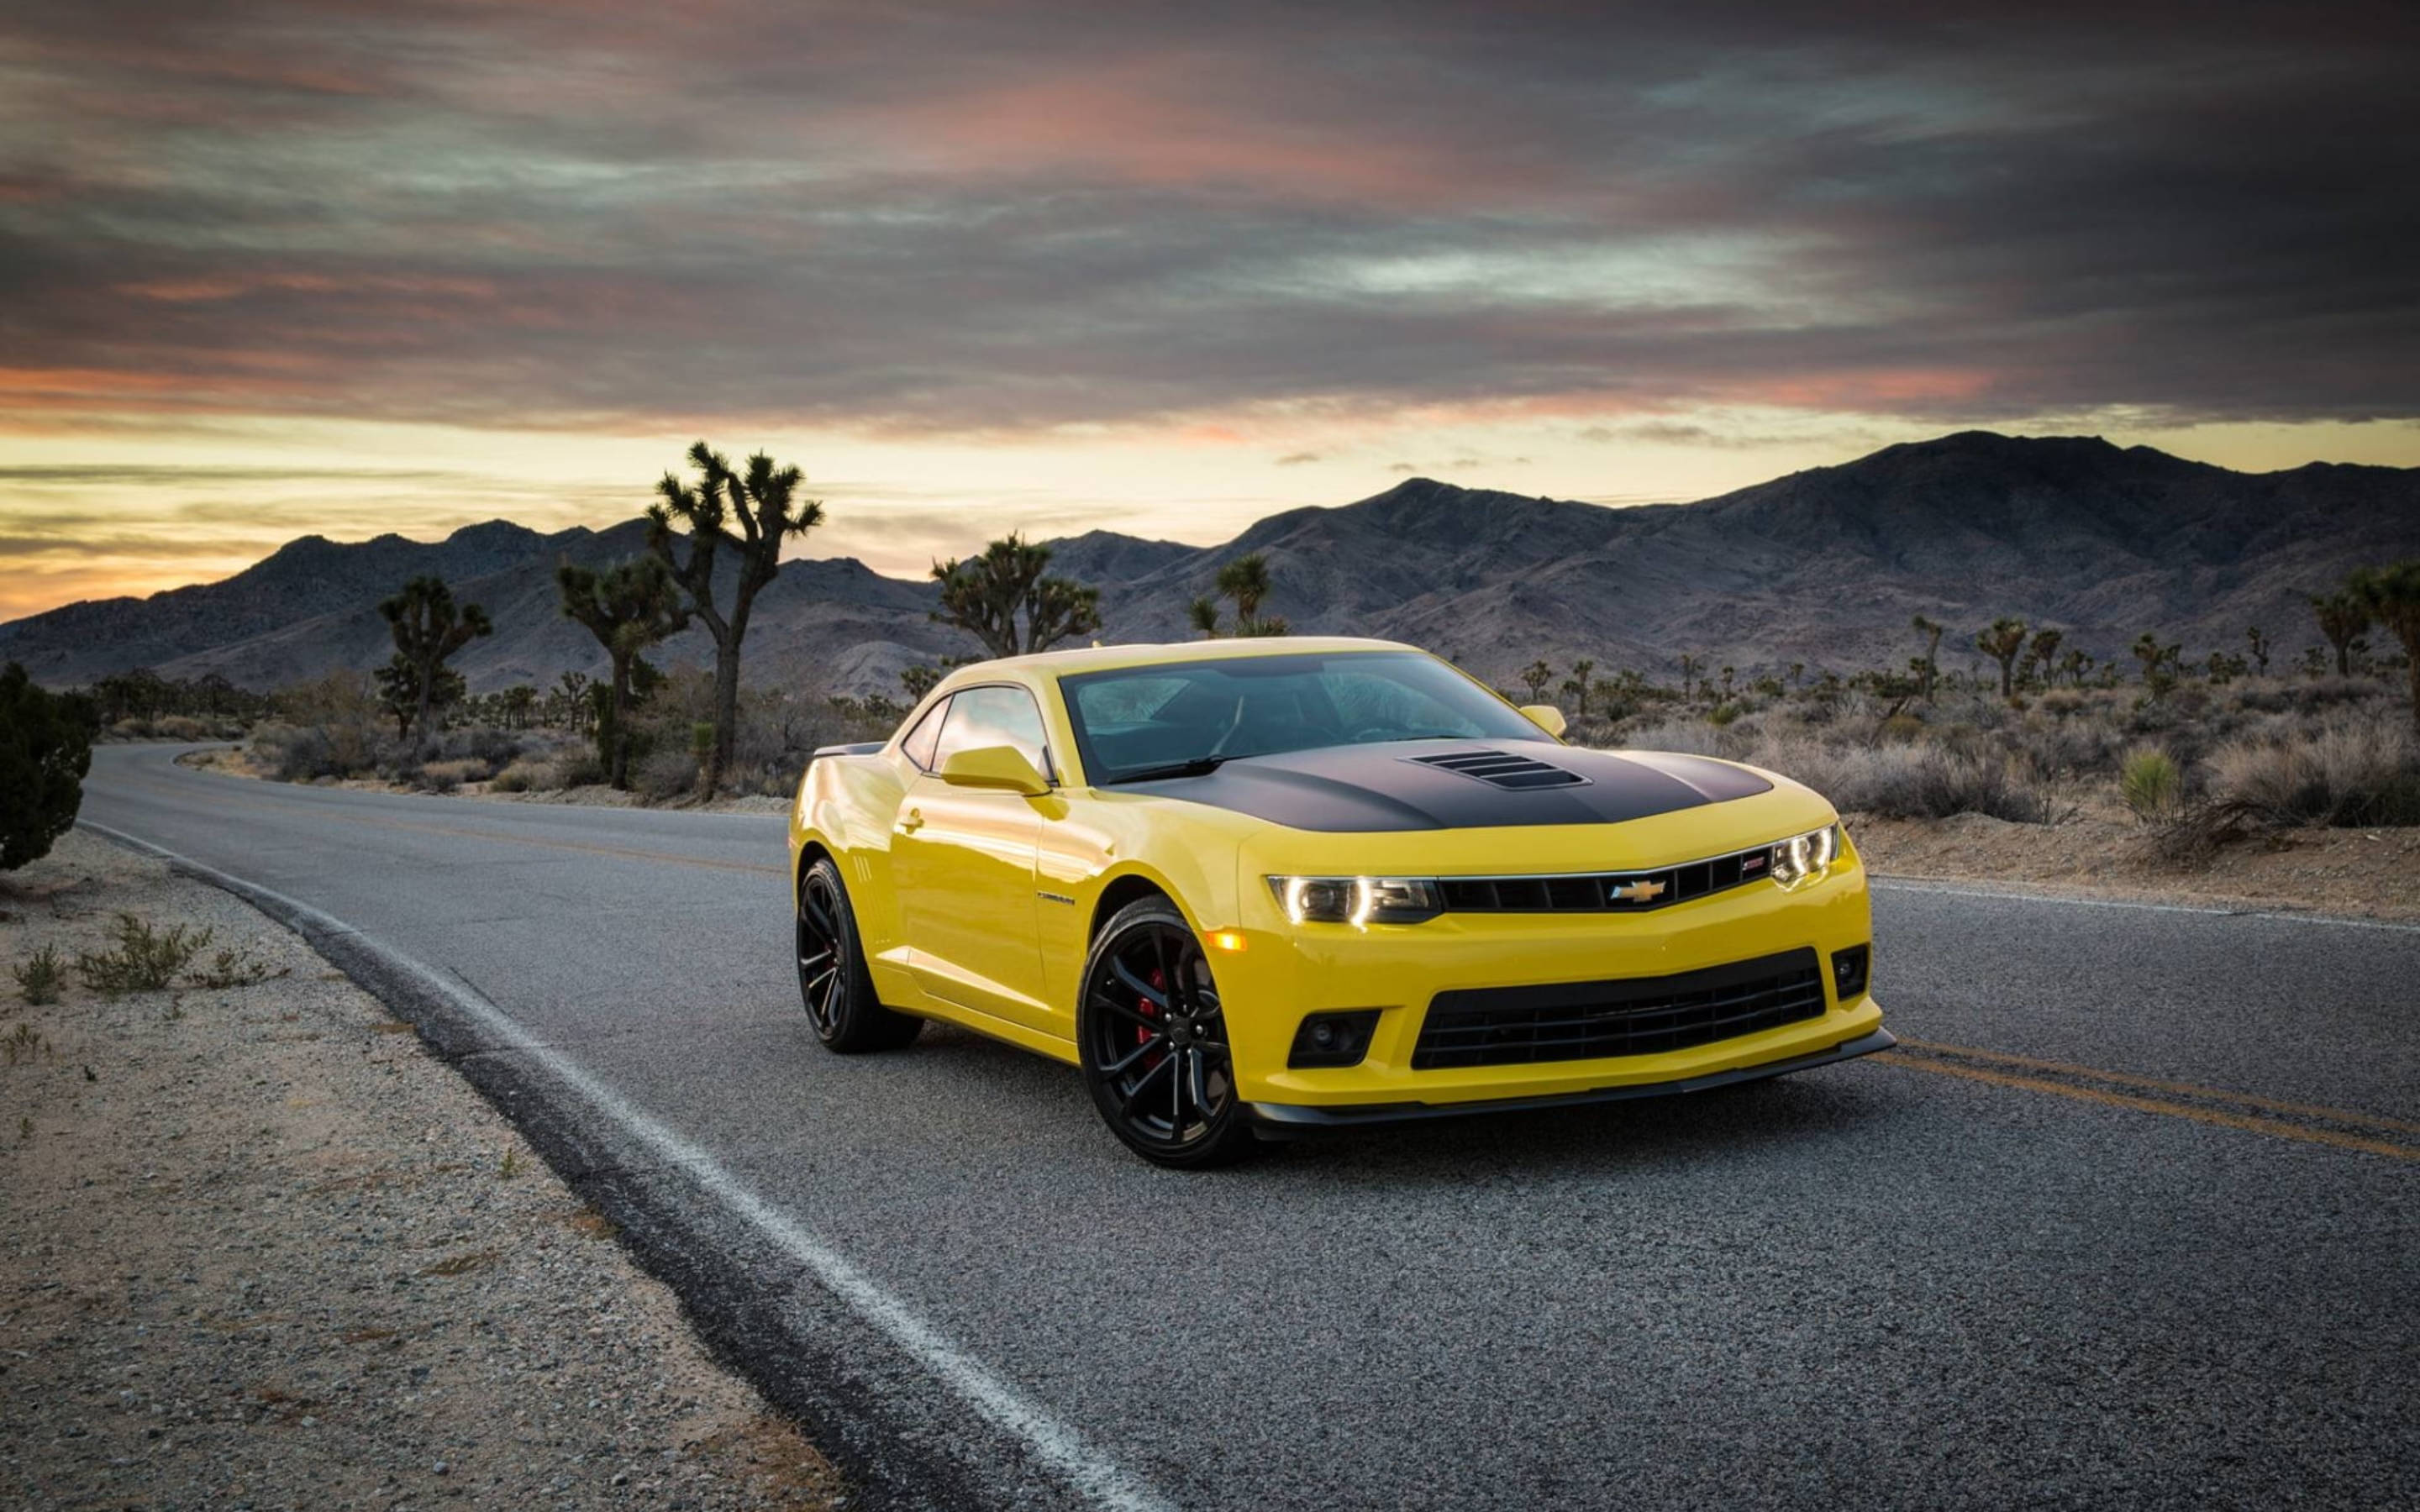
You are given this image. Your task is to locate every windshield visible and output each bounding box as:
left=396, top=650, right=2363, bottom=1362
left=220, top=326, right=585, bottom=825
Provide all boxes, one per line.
left=1060, top=650, right=1551, bottom=784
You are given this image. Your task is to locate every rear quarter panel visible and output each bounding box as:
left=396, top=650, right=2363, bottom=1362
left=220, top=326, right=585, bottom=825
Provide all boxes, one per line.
left=791, top=751, right=912, bottom=958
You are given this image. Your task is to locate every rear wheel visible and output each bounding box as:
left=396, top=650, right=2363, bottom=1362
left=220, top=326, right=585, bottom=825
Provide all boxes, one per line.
left=1076, top=898, right=1260, bottom=1168
left=797, top=857, right=920, bottom=1053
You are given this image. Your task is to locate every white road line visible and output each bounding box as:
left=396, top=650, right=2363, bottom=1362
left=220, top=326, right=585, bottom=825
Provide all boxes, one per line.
left=79, top=820, right=1173, bottom=1512
left=1872, top=877, right=2420, bottom=932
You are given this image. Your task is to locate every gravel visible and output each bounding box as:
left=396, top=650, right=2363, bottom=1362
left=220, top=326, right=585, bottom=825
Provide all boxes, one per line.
left=0, top=831, right=841, bottom=1510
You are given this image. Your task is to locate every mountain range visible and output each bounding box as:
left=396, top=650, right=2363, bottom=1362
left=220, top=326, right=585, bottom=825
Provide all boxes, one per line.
left=5, top=432, right=2415, bottom=699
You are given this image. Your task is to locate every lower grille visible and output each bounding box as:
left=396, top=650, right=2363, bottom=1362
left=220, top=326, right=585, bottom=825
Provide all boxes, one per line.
left=1412, top=948, right=1827, bottom=1070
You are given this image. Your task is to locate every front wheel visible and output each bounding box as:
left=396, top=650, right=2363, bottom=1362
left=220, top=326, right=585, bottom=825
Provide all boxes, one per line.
left=797, top=857, right=920, bottom=1053
left=1076, top=898, right=1260, bottom=1168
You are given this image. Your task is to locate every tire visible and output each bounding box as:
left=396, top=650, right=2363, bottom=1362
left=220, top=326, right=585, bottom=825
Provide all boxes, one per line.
left=796, top=856, right=921, bottom=1053
left=1076, top=897, right=1261, bottom=1168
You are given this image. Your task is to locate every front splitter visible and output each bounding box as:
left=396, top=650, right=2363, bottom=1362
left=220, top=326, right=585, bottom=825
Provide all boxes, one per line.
left=1249, top=1026, right=1898, bottom=1131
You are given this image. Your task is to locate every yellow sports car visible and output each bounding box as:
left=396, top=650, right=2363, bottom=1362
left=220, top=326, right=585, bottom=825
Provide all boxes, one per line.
left=789, top=637, right=1890, bottom=1167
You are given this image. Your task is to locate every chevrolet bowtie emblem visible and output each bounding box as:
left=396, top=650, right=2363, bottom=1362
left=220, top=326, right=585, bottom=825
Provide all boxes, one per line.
left=1610, top=878, right=1667, bottom=903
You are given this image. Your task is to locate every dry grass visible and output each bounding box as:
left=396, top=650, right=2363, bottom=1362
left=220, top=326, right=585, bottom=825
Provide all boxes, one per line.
left=2206, top=716, right=2420, bottom=827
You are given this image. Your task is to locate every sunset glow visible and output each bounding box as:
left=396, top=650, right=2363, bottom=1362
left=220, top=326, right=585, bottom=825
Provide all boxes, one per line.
left=3, top=2, right=2415, bottom=622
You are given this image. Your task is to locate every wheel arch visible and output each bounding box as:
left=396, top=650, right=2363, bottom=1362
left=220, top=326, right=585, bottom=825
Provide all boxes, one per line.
left=1088, top=867, right=1190, bottom=944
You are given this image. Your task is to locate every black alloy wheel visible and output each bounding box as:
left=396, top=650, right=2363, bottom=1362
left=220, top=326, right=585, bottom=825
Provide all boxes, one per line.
left=1076, top=897, right=1260, bottom=1168
left=797, top=857, right=920, bottom=1053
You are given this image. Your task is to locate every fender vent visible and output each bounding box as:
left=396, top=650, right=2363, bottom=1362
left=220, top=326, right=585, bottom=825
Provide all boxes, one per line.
left=1407, top=748, right=1589, bottom=790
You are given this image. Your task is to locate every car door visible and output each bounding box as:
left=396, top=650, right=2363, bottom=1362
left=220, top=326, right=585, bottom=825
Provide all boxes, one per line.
left=888, top=684, right=1058, bottom=1031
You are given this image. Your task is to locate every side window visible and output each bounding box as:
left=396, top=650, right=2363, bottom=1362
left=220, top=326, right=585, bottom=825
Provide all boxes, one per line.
left=933, top=685, right=1053, bottom=779
left=899, top=696, right=949, bottom=772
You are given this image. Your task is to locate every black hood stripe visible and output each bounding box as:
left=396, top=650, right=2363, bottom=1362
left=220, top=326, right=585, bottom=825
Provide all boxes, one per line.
left=1114, top=741, right=1772, bottom=832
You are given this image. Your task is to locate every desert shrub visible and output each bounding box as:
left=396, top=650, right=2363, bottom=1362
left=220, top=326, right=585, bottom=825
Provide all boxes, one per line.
left=1750, top=739, right=2052, bottom=823
left=2143, top=801, right=2259, bottom=867
left=555, top=749, right=608, bottom=789
left=2208, top=718, right=2420, bottom=827
left=1, top=662, right=94, bottom=871
left=418, top=758, right=483, bottom=793
left=12, top=944, right=65, bottom=1005
left=256, top=723, right=338, bottom=781
left=489, top=758, right=549, bottom=793
left=2120, top=747, right=2182, bottom=821
left=76, top=913, right=210, bottom=994
left=634, top=744, right=699, bottom=801
left=427, top=726, right=522, bottom=768
left=1617, top=718, right=1733, bottom=758
left=187, top=946, right=281, bottom=989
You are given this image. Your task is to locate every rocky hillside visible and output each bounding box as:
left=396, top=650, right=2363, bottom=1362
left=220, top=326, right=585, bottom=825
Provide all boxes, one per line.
left=4, top=433, right=2414, bottom=697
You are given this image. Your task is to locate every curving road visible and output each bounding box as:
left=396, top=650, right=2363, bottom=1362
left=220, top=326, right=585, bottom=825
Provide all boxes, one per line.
left=81, top=745, right=2420, bottom=1511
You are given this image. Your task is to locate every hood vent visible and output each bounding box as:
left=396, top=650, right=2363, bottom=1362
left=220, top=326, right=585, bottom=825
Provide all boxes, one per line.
left=1407, top=748, right=1589, bottom=791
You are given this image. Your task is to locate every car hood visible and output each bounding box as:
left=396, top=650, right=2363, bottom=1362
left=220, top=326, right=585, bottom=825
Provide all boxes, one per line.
left=1111, top=741, right=1772, bottom=833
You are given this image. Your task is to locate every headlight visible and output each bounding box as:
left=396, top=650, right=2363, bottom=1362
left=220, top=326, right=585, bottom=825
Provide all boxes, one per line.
left=1769, top=823, right=1842, bottom=890
left=1266, top=875, right=1442, bottom=925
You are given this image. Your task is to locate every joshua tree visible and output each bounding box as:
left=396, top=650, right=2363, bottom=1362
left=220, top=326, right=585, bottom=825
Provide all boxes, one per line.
left=2023, top=627, right=2064, bottom=688
left=930, top=533, right=1102, bottom=659
left=1788, top=661, right=1805, bottom=690
left=1198, top=552, right=1285, bottom=638
left=1718, top=665, right=1736, bottom=703
left=2310, top=591, right=2371, bottom=677
left=2132, top=632, right=2182, bottom=695
left=558, top=556, right=690, bottom=790
left=1187, top=596, right=1221, bottom=638
left=374, top=655, right=465, bottom=740
left=2244, top=625, right=2271, bottom=677
left=2349, top=560, right=2420, bottom=736
left=650, top=441, right=826, bottom=795
left=1975, top=617, right=2028, bottom=700
left=378, top=576, right=491, bottom=744
left=1519, top=659, right=1555, bottom=703
left=1677, top=653, right=1702, bottom=702
left=1910, top=614, right=1943, bottom=703
left=551, top=670, right=594, bottom=732
left=1561, top=658, right=1596, bottom=718
left=899, top=664, right=942, bottom=702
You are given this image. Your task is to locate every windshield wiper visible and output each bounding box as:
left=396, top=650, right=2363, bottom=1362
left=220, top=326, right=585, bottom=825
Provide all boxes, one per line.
left=1104, top=755, right=1228, bottom=785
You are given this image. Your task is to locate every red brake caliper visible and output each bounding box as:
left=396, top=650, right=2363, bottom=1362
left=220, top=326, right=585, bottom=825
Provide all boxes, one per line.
left=1138, top=968, right=1166, bottom=1069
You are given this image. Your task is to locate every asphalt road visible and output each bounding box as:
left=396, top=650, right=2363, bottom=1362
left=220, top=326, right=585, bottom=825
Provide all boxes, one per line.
left=79, top=746, right=2420, bottom=1510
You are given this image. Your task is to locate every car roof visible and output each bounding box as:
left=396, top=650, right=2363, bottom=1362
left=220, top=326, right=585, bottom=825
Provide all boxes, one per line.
left=940, top=636, right=1423, bottom=685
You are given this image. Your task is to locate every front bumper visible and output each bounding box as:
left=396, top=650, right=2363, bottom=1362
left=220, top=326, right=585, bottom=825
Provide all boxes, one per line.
left=1214, top=838, right=1882, bottom=1112
left=1250, top=1026, right=1897, bottom=1130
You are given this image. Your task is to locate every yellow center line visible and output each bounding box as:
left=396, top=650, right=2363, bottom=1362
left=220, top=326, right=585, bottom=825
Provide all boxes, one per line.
left=1897, top=1037, right=2420, bottom=1137
left=1881, top=1056, right=2419, bottom=1161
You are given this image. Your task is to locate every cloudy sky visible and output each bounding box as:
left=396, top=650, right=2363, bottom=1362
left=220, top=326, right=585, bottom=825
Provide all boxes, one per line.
left=3, top=0, right=2415, bottom=619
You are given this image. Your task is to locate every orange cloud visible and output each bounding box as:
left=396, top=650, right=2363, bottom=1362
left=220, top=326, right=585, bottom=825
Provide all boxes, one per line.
left=860, top=57, right=1532, bottom=209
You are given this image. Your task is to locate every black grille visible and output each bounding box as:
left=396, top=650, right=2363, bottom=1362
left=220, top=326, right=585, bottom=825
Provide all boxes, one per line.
left=1435, top=846, right=1770, bottom=913
left=1407, top=749, right=1588, bottom=790
left=1412, top=949, right=1827, bottom=1069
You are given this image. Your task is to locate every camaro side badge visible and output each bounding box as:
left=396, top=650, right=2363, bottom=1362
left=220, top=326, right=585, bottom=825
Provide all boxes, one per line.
left=1610, top=879, right=1668, bottom=903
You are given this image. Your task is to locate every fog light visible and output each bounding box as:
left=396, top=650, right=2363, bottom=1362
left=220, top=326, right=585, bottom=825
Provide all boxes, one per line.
left=1288, top=1010, right=1380, bottom=1068
left=1831, top=944, right=1871, bottom=1000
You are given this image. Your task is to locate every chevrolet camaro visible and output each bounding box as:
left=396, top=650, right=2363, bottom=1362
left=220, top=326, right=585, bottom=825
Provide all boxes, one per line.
left=787, top=637, right=1891, bottom=1167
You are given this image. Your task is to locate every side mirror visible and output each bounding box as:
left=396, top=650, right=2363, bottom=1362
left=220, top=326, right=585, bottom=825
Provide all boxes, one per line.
left=938, top=744, right=1052, bottom=795
left=1518, top=704, right=1568, bottom=738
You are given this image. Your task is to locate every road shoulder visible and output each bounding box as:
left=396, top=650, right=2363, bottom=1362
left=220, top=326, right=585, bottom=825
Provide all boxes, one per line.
left=0, top=829, right=841, bottom=1509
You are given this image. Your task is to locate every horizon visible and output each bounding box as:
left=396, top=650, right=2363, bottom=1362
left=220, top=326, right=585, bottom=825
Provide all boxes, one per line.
left=4, top=3, right=2416, bottom=622
left=10, top=426, right=2417, bottom=619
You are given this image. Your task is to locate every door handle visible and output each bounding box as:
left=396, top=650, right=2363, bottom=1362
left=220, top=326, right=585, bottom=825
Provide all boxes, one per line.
left=898, top=807, right=924, bottom=834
